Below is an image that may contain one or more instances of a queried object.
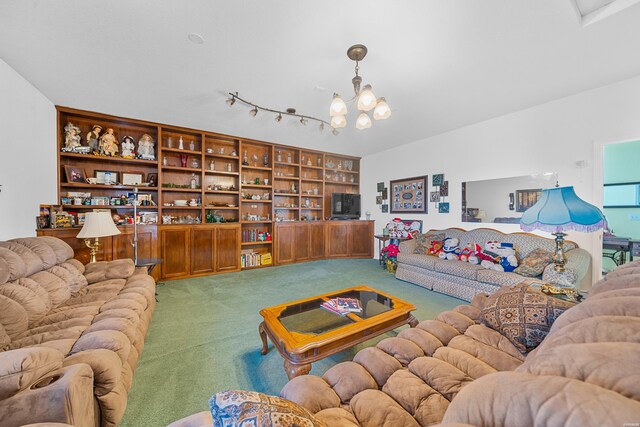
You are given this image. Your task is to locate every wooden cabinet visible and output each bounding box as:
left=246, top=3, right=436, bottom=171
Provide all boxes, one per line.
left=159, top=224, right=240, bottom=279
left=325, top=220, right=374, bottom=259
left=276, top=220, right=371, bottom=265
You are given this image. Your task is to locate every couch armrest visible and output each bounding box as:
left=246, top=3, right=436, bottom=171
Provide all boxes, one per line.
left=84, top=259, right=135, bottom=284
left=63, top=349, right=122, bottom=396
left=0, top=364, right=95, bottom=427
left=0, top=347, right=64, bottom=400
left=542, top=248, right=591, bottom=289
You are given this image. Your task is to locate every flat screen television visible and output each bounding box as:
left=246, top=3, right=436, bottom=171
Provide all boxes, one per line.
left=331, top=193, right=361, bottom=219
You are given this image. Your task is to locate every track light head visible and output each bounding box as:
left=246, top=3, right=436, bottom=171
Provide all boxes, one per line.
left=300, top=117, right=307, bottom=125
left=275, top=113, right=282, bottom=123
left=250, top=107, right=258, bottom=117
left=226, top=97, right=235, bottom=107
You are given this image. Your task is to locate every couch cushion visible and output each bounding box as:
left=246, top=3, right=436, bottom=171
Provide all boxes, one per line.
left=0, top=347, right=64, bottom=400
left=434, top=260, right=483, bottom=281
left=481, top=283, right=574, bottom=354
left=59, top=261, right=88, bottom=292
left=0, top=282, right=49, bottom=326
left=513, top=248, right=553, bottom=277
left=476, top=269, right=526, bottom=286
left=36, top=236, right=75, bottom=264
left=0, top=294, right=29, bottom=339
left=209, top=390, right=323, bottom=427
left=29, top=271, right=71, bottom=308
left=0, top=323, right=10, bottom=350
left=413, top=232, right=446, bottom=255
left=0, top=247, right=27, bottom=282
left=397, top=252, right=438, bottom=270
left=0, top=242, right=44, bottom=277
left=9, top=238, right=58, bottom=270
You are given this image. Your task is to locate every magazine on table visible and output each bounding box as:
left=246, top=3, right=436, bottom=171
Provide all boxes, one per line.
left=320, top=297, right=362, bottom=316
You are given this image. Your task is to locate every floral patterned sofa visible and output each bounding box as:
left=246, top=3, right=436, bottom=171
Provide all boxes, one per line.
left=395, top=227, right=592, bottom=301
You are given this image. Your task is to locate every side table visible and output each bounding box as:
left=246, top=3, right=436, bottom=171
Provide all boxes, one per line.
left=374, top=235, right=410, bottom=266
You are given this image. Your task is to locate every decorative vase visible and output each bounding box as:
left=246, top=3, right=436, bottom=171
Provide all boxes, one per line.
left=180, top=154, right=188, bottom=167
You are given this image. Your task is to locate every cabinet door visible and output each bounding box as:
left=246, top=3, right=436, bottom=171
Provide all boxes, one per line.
left=190, top=228, right=215, bottom=275
left=160, top=227, right=190, bottom=279
left=294, top=223, right=310, bottom=262
left=349, top=221, right=374, bottom=257
left=309, top=222, right=325, bottom=260
left=326, top=222, right=350, bottom=258
left=112, top=226, right=157, bottom=261
left=275, top=224, right=296, bottom=265
left=216, top=225, right=240, bottom=273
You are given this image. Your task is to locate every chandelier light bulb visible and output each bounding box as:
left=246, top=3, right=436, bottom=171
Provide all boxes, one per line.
left=275, top=113, right=282, bottom=122
left=329, top=94, right=348, bottom=117
left=356, top=112, right=372, bottom=130
left=226, top=97, right=235, bottom=107
left=357, top=84, right=377, bottom=112
left=250, top=107, right=258, bottom=117
left=331, top=115, right=347, bottom=129
left=373, top=97, right=391, bottom=120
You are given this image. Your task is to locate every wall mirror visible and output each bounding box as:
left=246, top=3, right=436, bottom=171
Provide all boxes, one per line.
left=603, top=182, right=640, bottom=207
left=461, top=173, right=557, bottom=224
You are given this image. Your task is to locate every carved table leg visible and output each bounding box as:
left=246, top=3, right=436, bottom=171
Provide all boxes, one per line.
left=408, top=315, right=418, bottom=328
left=259, top=322, right=269, bottom=355
left=284, top=360, right=312, bottom=380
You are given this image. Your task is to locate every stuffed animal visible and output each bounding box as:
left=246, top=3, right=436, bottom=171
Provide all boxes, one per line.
left=470, top=241, right=501, bottom=268
left=458, top=244, right=474, bottom=262
left=428, top=240, right=444, bottom=257
left=467, top=243, right=483, bottom=264
left=495, top=242, right=518, bottom=272
left=438, top=237, right=461, bottom=260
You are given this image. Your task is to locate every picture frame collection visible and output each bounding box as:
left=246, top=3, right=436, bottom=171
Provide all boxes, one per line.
left=378, top=173, right=451, bottom=216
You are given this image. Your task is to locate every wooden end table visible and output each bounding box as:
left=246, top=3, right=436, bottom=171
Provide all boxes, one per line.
left=259, top=285, right=417, bottom=379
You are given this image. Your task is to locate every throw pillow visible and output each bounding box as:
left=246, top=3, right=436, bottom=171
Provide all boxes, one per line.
left=514, top=248, right=554, bottom=277
left=481, top=283, right=574, bottom=354
left=413, top=232, right=446, bottom=255
left=209, top=389, right=324, bottom=427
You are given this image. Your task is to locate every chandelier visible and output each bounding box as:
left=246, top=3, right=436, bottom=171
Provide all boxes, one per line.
left=329, top=44, right=391, bottom=130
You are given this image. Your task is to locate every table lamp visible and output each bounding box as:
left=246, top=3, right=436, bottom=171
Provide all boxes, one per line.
left=520, top=186, right=606, bottom=272
left=76, top=211, right=121, bottom=263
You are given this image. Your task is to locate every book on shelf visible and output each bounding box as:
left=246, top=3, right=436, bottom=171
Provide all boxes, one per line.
left=240, top=251, right=272, bottom=268
left=320, top=297, right=362, bottom=316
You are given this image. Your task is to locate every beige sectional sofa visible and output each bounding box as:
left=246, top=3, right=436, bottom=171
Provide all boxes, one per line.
left=170, top=260, right=640, bottom=427
left=396, top=227, right=592, bottom=301
left=0, top=236, right=156, bottom=427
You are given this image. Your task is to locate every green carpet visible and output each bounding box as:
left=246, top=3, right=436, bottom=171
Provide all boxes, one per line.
left=120, top=259, right=463, bottom=426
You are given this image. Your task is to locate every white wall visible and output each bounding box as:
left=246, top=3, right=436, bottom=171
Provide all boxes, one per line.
left=0, top=59, right=56, bottom=239
left=363, top=74, right=640, bottom=286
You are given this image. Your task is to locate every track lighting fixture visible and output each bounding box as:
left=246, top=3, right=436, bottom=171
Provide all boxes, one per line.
left=329, top=44, right=391, bottom=130
left=225, top=92, right=335, bottom=134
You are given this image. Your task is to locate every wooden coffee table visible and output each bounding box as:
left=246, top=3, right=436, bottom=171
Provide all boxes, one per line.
left=259, top=285, right=418, bottom=379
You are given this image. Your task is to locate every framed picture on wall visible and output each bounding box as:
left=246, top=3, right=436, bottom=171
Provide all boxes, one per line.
left=516, top=188, right=542, bottom=212
left=390, top=175, right=428, bottom=213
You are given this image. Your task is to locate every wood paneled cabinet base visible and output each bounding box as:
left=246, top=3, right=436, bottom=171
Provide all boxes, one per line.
left=275, top=220, right=373, bottom=265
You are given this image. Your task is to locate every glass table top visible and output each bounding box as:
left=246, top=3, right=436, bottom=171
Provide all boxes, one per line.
left=278, top=289, right=394, bottom=336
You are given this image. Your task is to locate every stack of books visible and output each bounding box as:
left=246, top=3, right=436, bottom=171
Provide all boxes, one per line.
left=320, top=297, right=362, bottom=316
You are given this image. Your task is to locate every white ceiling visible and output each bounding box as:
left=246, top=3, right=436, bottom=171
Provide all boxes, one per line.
left=2, top=1, right=640, bottom=157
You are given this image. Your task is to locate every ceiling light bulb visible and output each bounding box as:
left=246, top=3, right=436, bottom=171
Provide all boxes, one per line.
left=250, top=107, right=258, bottom=117
left=331, top=115, right=347, bottom=129
left=373, top=97, right=391, bottom=120
left=329, top=94, right=348, bottom=117
left=275, top=113, right=282, bottom=122
left=356, top=112, right=372, bottom=130
left=226, top=97, right=235, bottom=107
left=357, top=85, right=377, bottom=112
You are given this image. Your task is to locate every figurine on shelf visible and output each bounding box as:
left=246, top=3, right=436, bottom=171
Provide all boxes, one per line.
left=62, top=122, right=84, bottom=152
left=86, top=124, right=102, bottom=153
left=242, top=150, right=249, bottom=166
left=263, top=153, right=268, bottom=167
left=99, top=128, right=119, bottom=156
left=137, top=134, right=155, bottom=160
left=121, top=135, right=135, bottom=158
left=252, top=154, right=258, bottom=166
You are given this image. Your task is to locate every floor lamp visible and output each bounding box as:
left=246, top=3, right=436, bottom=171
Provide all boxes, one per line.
left=77, top=211, right=121, bottom=263
left=520, top=186, right=606, bottom=272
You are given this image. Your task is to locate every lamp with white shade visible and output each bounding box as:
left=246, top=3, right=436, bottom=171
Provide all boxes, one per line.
left=76, top=211, right=121, bottom=263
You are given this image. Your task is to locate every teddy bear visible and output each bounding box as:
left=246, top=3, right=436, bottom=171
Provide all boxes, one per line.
left=495, top=242, right=518, bottom=272
left=428, top=240, right=443, bottom=257
left=438, top=237, right=460, bottom=260
left=468, top=241, right=499, bottom=266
